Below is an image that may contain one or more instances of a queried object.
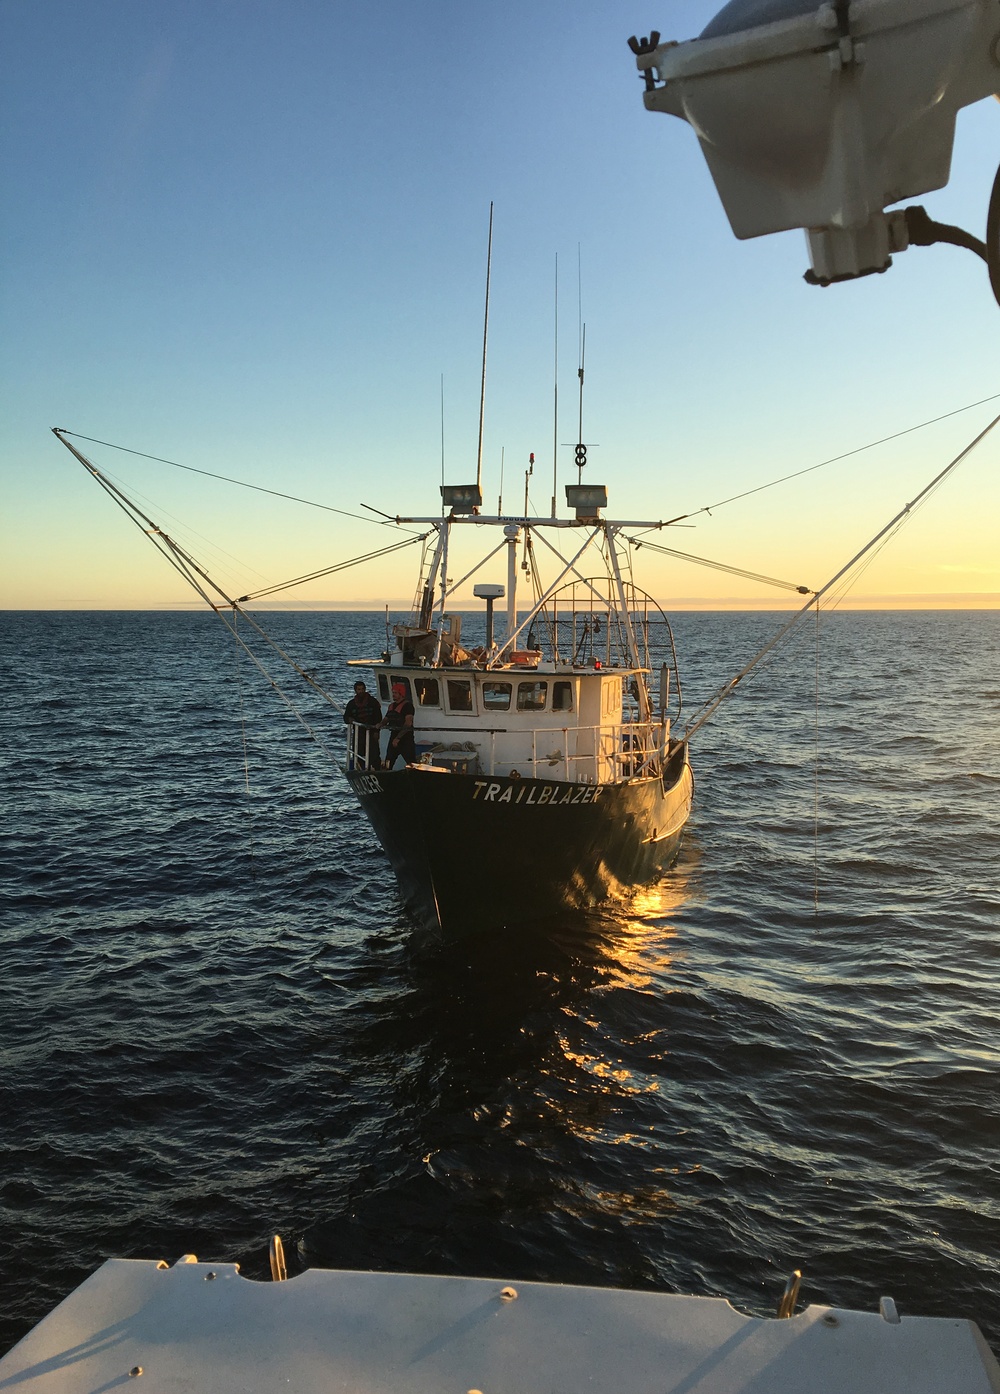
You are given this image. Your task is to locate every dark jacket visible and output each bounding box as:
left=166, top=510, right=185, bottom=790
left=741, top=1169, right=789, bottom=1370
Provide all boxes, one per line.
left=344, top=692, right=382, bottom=727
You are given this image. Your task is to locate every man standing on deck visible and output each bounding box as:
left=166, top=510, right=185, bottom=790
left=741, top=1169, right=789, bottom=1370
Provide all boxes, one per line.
left=344, top=681, right=382, bottom=770
left=382, top=681, right=416, bottom=770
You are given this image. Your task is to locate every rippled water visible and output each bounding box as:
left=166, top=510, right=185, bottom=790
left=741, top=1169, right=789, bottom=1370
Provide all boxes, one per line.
left=2, top=609, right=999, bottom=1355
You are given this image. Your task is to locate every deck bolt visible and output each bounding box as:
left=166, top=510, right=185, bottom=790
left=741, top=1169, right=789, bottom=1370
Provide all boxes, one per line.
left=205, top=1271, right=216, bottom=1281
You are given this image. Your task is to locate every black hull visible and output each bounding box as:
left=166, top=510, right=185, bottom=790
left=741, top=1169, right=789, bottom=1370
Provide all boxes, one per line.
left=347, top=746, right=693, bottom=935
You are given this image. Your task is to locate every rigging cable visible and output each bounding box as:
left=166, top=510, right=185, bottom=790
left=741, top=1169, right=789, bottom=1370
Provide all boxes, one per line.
left=53, top=432, right=347, bottom=754
left=235, top=532, right=430, bottom=602
left=57, top=429, right=425, bottom=534
left=232, top=608, right=257, bottom=879
left=682, top=408, right=1000, bottom=740
left=814, top=599, right=820, bottom=917
left=625, top=536, right=812, bottom=595
left=626, top=390, right=1000, bottom=530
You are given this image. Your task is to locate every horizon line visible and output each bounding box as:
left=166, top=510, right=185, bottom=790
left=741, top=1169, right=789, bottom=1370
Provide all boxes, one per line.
left=4, top=592, right=1000, bottom=614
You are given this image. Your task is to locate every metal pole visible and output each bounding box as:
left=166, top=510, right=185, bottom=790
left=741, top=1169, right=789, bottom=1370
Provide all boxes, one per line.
left=476, top=202, right=494, bottom=497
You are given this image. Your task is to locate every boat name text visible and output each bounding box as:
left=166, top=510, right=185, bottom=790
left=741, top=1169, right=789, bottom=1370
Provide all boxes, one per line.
left=472, top=780, right=603, bottom=806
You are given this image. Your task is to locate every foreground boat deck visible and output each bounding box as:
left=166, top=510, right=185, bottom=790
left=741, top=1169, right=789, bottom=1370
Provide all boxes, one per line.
left=3, top=1257, right=998, bottom=1393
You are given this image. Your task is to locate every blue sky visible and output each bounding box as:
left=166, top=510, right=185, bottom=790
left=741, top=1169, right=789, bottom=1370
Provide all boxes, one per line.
left=2, top=0, right=998, bottom=609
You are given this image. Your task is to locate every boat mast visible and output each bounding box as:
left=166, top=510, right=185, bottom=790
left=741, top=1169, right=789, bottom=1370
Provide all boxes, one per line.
left=504, top=524, right=519, bottom=641
left=433, top=519, right=452, bottom=663
left=605, top=525, right=651, bottom=721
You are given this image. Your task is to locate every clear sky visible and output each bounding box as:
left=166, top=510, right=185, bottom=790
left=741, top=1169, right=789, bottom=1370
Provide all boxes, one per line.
left=2, top=0, right=998, bottom=611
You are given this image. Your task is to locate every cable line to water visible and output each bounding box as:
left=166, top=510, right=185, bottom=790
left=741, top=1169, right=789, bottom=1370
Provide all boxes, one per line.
left=813, top=600, right=820, bottom=917
left=232, top=609, right=257, bottom=880
left=53, top=432, right=346, bottom=760
left=682, top=408, right=1000, bottom=740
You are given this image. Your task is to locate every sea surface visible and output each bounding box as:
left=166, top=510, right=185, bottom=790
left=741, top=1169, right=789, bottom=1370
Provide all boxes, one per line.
left=2, top=609, right=999, bottom=1355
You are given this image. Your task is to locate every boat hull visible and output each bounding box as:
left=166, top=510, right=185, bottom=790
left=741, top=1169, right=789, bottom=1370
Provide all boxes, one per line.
left=347, top=745, right=693, bottom=934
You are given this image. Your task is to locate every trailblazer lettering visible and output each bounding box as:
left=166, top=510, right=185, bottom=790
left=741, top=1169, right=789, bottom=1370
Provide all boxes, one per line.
left=354, top=774, right=383, bottom=796
left=471, top=779, right=602, bottom=804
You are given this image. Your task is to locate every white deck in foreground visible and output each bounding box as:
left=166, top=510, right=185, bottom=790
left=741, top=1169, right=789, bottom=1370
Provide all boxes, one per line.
left=2, top=1257, right=999, bottom=1394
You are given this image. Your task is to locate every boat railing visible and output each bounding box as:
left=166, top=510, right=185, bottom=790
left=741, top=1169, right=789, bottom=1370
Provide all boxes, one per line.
left=528, top=720, right=669, bottom=783
left=344, top=723, right=382, bottom=773
left=345, top=719, right=670, bottom=782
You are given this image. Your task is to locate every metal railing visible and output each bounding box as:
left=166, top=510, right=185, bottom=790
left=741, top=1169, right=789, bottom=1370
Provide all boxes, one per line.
left=345, top=718, right=670, bottom=782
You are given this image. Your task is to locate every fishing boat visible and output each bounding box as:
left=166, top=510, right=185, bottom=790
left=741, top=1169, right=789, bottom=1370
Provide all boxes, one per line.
left=343, top=479, right=693, bottom=934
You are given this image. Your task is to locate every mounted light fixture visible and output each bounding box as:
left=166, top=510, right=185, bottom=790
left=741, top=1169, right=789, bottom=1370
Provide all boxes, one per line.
left=630, top=0, right=1000, bottom=296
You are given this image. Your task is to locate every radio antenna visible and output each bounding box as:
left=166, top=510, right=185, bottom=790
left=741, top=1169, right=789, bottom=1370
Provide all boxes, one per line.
left=551, top=253, right=559, bottom=517
left=476, top=202, right=494, bottom=496
left=576, top=244, right=587, bottom=483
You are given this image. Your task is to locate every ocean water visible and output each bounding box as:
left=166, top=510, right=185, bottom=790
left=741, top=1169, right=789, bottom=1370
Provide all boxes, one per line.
left=1, top=608, right=999, bottom=1355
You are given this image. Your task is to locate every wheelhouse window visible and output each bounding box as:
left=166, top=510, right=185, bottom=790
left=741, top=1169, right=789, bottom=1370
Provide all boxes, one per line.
left=414, top=678, right=440, bottom=707
left=446, top=679, right=473, bottom=712
left=388, top=675, right=412, bottom=702
left=377, top=674, right=391, bottom=701
left=552, top=681, right=574, bottom=713
left=516, top=681, right=548, bottom=712
left=481, top=681, right=512, bottom=711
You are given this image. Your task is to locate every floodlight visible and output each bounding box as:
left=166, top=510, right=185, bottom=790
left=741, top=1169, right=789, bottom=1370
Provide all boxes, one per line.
left=441, top=484, right=483, bottom=514
left=565, top=484, right=609, bottom=521
left=631, top=0, right=1000, bottom=292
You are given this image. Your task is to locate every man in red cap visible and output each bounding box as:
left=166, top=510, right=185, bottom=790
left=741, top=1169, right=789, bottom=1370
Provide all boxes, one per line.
left=382, top=681, right=416, bottom=769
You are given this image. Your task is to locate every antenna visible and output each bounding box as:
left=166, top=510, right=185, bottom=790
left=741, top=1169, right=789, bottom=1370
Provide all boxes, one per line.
left=440, top=374, right=445, bottom=491
left=497, top=445, right=505, bottom=516
left=551, top=252, right=558, bottom=517
left=576, top=244, right=587, bottom=484
left=476, top=202, right=494, bottom=496
left=576, top=323, right=587, bottom=483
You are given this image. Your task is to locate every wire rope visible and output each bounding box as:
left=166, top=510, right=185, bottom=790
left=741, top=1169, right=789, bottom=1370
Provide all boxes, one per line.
left=232, top=610, right=257, bottom=879
left=681, top=409, right=1000, bottom=739
left=627, top=390, right=1000, bottom=529
left=58, top=429, right=425, bottom=534
left=626, top=535, right=812, bottom=595
left=813, top=600, right=820, bottom=916
left=236, top=532, right=430, bottom=602
left=93, top=459, right=274, bottom=590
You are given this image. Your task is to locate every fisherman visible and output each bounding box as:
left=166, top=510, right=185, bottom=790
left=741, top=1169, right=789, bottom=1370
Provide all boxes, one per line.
left=344, top=681, right=382, bottom=770
left=382, top=680, right=416, bottom=770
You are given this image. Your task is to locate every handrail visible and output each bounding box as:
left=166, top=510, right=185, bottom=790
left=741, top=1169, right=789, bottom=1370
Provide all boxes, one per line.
left=344, top=717, right=672, bottom=783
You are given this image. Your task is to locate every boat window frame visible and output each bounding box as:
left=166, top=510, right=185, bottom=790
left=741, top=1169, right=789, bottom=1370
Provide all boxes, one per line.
left=552, top=680, right=574, bottom=713
left=377, top=673, right=391, bottom=702
left=414, top=677, right=440, bottom=708
left=481, top=680, right=512, bottom=711
left=446, top=678, right=476, bottom=715
left=516, top=680, right=548, bottom=712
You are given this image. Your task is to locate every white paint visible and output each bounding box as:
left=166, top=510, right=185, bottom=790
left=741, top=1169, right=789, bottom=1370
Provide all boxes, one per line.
left=1, top=1259, right=998, bottom=1394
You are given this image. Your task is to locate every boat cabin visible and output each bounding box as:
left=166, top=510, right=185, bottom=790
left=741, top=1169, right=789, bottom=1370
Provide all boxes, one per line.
left=344, top=489, right=681, bottom=786
left=365, top=659, right=648, bottom=782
